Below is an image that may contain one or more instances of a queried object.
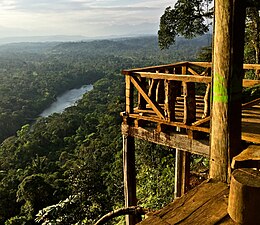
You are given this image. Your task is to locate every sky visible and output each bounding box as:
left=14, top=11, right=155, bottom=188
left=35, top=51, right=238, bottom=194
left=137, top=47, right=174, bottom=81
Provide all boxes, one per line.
left=0, top=0, right=175, bottom=38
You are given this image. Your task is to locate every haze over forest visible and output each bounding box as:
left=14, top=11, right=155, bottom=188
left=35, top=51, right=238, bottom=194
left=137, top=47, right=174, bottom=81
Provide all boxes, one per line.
left=0, top=0, right=176, bottom=39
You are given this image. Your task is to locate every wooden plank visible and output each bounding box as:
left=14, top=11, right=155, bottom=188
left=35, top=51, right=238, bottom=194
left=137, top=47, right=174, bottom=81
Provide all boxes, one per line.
left=167, top=189, right=229, bottom=224
left=242, top=98, right=260, bottom=108
left=139, top=181, right=232, bottom=225
left=243, top=64, right=260, bottom=70
left=121, top=124, right=210, bottom=156
left=188, top=62, right=212, bottom=68
left=122, top=62, right=189, bottom=75
left=153, top=181, right=229, bottom=224
left=192, top=116, right=210, bottom=126
left=123, top=63, right=260, bottom=76
left=134, top=72, right=211, bottom=83
left=130, top=76, right=165, bottom=120
left=127, top=114, right=210, bottom=133
left=231, top=145, right=260, bottom=168
left=188, top=67, right=200, bottom=76
left=242, top=79, right=260, bottom=87
left=137, top=215, right=169, bottom=225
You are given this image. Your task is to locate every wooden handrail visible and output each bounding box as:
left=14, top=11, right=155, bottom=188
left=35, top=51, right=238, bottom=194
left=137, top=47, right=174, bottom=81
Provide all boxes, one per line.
left=122, top=62, right=260, bottom=75
left=133, top=72, right=212, bottom=83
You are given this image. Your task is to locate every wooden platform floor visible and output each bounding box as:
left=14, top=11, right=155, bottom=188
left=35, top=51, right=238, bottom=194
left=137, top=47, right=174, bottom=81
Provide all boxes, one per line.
left=242, top=104, right=260, bottom=143
left=138, top=180, right=236, bottom=225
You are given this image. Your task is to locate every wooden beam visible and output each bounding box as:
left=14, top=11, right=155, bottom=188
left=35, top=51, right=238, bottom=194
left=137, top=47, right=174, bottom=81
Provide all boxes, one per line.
left=130, top=76, right=165, bottom=119
left=188, top=62, right=212, bottom=68
left=122, top=62, right=189, bottom=75
left=126, top=75, right=133, bottom=114
left=188, top=67, right=200, bottom=76
left=242, top=79, right=260, bottom=87
left=174, top=149, right=182, bottom=198
left=121, top=124, right=210, bottom=157
left=134, top=72, right=211, bottom=83
left=123, top=62, right=260, bottom=77
left=126, top=114, right=210, bottom=133
left=200, top=67, right=211, bottom=76
left=243, top=64, right=260, bottom=70
left=242, top=98, right=260, bottom=108
left=192, top=116, right=210, bottom=126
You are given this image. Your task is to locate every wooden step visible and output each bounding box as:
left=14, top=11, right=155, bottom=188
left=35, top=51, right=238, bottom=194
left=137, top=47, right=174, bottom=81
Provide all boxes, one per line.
left=231, top=145, right=260, bottom=169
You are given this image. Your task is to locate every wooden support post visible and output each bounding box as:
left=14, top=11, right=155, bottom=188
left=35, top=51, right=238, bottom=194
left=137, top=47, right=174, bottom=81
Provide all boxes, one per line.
left=174, top=148, right=191, bottom=198
left=210, top=0, right=246, bottom=182
left=123, top=135, right=140, bottom=225
left=174, top=149, right=182, bottom=198
left=126, top=75, right=134, bottom=114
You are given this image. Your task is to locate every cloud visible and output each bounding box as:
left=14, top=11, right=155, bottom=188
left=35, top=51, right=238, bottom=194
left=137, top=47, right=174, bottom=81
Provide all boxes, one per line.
left=0, top=0, right=175, bottom=37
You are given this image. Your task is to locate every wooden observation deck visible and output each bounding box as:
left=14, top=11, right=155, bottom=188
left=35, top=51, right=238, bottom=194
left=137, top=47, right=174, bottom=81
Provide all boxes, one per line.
left=118, top=1, right=260, bottom=225
left=121, top=61, right=260, bottom=154
left=120, top=61, right=260, bottom=225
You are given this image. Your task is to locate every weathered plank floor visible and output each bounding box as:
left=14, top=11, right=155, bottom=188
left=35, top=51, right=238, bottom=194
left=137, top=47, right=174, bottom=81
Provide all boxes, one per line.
left=138, top=180, right=236, bottom=225
left=242, top=104, right=260, bottom=143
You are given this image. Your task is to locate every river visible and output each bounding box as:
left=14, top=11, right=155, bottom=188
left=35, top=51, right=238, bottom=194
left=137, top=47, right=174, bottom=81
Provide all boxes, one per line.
left=40, top=84, right=93, bottom=117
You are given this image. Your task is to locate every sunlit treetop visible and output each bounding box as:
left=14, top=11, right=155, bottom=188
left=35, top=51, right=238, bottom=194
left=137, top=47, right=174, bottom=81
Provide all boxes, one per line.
left=158, top=0, right=213, bottom=49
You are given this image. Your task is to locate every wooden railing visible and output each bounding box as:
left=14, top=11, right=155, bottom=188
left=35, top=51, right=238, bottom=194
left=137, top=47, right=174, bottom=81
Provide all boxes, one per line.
left=122, top=62, right=260, bottom=137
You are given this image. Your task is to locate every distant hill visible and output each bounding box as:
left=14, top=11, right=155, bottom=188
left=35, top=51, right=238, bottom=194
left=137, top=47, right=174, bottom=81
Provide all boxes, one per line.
left=0, top=35, right=88, bottom=45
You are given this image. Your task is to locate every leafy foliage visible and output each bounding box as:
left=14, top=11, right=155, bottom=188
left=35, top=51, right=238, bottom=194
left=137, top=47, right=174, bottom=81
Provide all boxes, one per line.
left=158, top=0, right=213, bottom=49
left=0, top=36, right=210, bottom=224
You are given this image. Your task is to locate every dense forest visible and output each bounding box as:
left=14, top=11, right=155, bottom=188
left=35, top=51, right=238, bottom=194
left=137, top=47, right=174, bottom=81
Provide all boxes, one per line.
left=0, top=35, right=211, bottom=225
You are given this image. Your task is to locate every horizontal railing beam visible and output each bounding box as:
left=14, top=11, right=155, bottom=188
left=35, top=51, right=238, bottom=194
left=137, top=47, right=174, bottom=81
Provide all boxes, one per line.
left=133, top=72, right=212, bottom=83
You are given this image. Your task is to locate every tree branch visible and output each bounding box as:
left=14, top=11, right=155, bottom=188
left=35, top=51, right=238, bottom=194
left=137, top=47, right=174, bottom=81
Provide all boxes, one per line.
left=94, top=206, right=150, bottom=225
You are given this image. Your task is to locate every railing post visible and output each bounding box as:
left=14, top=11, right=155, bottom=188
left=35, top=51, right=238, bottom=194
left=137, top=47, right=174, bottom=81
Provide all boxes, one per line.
left=138, top=77, right=146, bottom=110
left=126, top=75, right=133, bottom=114
left=164, top=80, right=176, bottom=121
left=156, top=80, right=165, bottom=104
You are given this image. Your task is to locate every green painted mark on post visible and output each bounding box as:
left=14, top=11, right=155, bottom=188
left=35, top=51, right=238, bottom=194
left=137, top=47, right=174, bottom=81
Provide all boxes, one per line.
left=213, top=73, right=228, bottom=103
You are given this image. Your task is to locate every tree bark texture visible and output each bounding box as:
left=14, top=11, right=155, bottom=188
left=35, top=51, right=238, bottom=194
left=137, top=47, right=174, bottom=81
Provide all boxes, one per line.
left=210, top=0, right=246, bottom=182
